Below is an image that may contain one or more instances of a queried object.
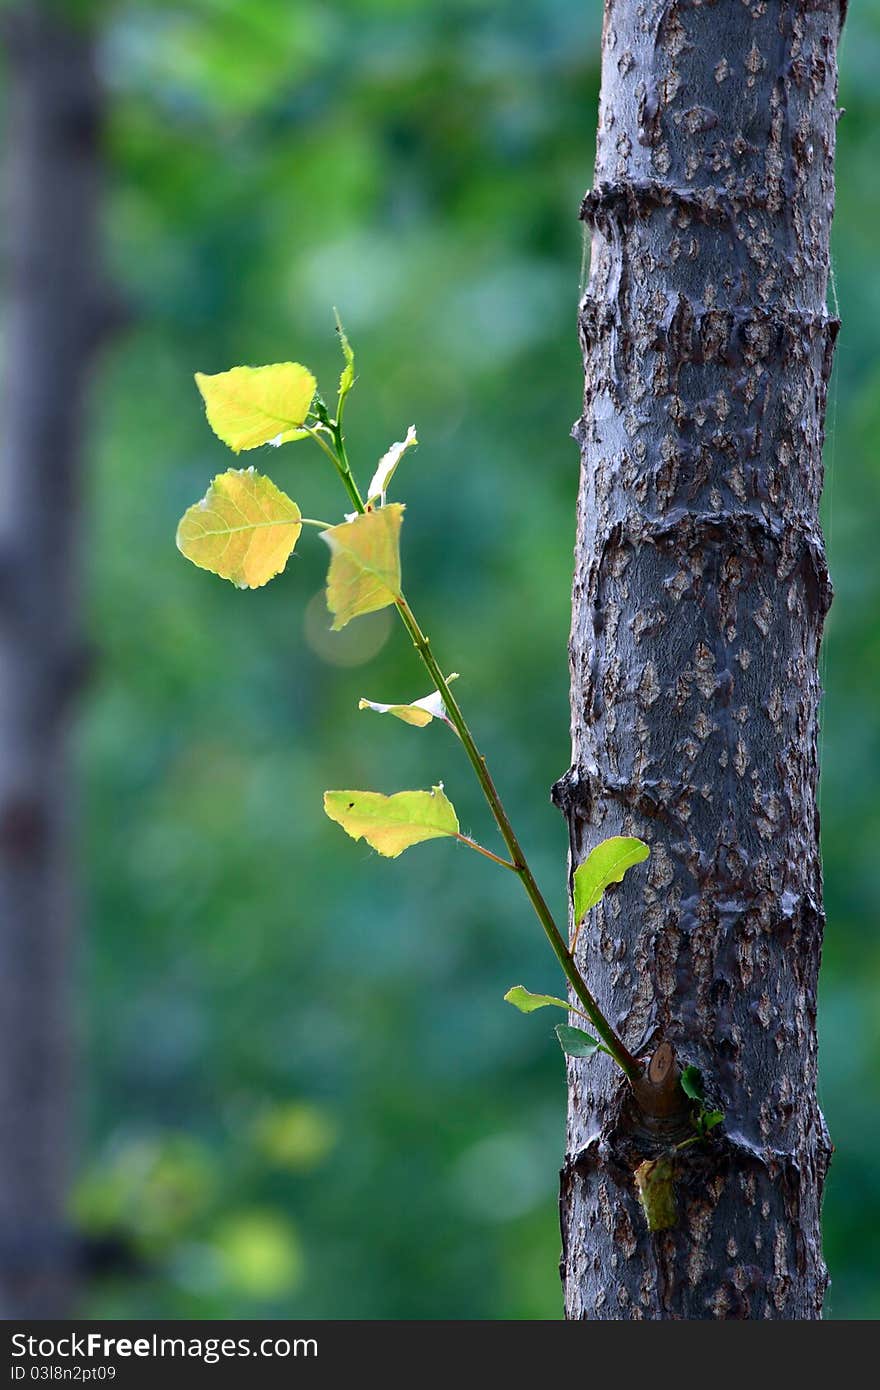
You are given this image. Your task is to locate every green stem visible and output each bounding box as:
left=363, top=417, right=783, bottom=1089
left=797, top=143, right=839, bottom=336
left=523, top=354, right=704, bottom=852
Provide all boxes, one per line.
left=312, top=426, right=642, bottom=1084
left=329, top=423, right=363, bottom=514
left=675, top=1136, right=701, bottom=1153
left=302, top=426, right=342, bottom=471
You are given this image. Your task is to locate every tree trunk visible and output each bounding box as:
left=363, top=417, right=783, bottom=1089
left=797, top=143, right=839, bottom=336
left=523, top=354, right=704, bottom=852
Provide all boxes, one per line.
left=555, top=0, right=843, bottom=1319
left=0, top=2, right=113, bottom=1317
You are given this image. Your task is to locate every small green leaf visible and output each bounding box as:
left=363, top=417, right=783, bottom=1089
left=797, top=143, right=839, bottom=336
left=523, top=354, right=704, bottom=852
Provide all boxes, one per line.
left=680, top=1065, right=705, bottom=1102
left=176, top=468, right=302, bottom=589
left=195, top=363, right=316, bottom=452
left=635, top=1156, right=677, bottom=1232
left=334, top=309, right=355, bottom=401
left=321, top=505, right=404, bottom=630
left=367, top=426, right=418, bottom=502
left=358, top=675, right=457, bottom=728
left=702, top=1110, right=724, bottom=1133
left=573, top=836, right=649, bottom=927
left=504, top=985, right=571, bottom=1014
left=555, top=1023, right=602, bottom=1058
left=323, top=785, right=459, bottom=859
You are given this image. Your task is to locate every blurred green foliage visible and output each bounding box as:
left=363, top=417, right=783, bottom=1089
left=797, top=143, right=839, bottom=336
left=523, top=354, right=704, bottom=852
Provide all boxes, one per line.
left=51, top=0, right=880, bottom=1317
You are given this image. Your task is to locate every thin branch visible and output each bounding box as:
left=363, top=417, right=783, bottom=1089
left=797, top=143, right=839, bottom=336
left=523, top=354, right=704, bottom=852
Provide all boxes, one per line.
left=318, top=431, right=643, bottom=1084
left=302, top=425, right=344, bottom=470
left=455, top=834, right=517, bottom=871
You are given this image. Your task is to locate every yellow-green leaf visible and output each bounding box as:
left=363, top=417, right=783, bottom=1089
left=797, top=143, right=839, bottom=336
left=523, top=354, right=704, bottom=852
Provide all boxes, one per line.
left=358, top=698, right=431, bottom=728
left=504, top=985, right=571, bottom=1014
left=176, top=468, right=302, bottom=589
left=573, top=836, right=649, bottom=927
left=323, top=785, right=459, bottom=859
left=367, top=426, right=418, bottom=502
left=357, top=675, right=457, bottom=728
left=321, top=504, right=404, bottom=630
left=195, top=362, right=316, bottom=452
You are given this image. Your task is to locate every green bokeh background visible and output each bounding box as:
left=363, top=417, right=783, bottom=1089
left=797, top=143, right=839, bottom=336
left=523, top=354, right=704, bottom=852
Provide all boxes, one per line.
left=33, top=0, right=880, bottom=1317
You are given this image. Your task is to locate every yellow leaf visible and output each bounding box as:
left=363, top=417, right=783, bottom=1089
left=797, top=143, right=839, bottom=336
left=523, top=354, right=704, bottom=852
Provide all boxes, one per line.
left=321, top=504, right=404, bottom=630
left=323, top=786, right=459, bottom=858
left=195, top=362, right=316, bottom=452
left=176, top=468, right=302, bottom=589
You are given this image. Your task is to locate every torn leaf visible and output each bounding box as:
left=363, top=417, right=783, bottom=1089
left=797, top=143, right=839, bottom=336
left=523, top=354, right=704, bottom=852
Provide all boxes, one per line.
left=367, top=426, right=418, bottom=502
left=358, top=675, right=458, bottom=728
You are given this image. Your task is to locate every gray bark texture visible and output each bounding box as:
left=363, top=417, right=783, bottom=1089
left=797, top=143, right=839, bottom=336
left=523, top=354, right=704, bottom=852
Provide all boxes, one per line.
left=555, top=0, right=844, bottom=1319
left=0, top=3, right=113, bottom=1317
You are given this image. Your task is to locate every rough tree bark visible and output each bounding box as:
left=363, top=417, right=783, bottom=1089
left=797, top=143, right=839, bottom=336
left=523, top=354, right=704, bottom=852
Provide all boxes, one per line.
left=0, top=3, right=114, bottom=1317
left=554, top=0, right=844, bottom=1318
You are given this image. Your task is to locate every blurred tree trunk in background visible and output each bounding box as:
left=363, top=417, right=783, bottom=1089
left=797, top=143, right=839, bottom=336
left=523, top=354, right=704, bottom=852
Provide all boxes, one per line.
left=0, top=1, right=113, bottom=1317
left=556, top=0, right=844, bottom=1317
